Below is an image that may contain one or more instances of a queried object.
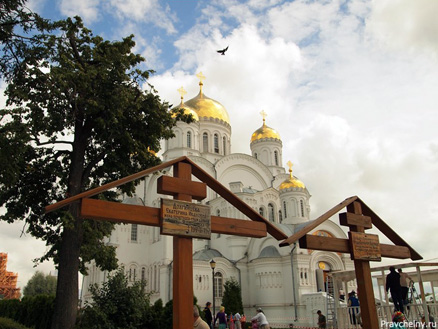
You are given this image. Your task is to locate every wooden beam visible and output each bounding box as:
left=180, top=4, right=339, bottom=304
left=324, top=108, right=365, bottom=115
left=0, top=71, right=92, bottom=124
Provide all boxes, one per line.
left=211, top=216, right=266, bottom=238
left=46, top=156, right=188, bottom=213
left=279, top=196, right=358, bottom=247
left=339, top=212, right=372, bottom=229
left=157, top=175, right=207, bottom=201
left=80, top=198, right=267, bottom=238
left=356, top=197, right=422, bottom=260
left=186, top=158, right=288, bottom=240
left=298, top=235, right=411, bottom=259
left=80, top=198, right=160, bottom=226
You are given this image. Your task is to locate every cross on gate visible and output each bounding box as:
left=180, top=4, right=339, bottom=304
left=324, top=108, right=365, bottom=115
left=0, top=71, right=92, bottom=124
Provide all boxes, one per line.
left=46, top=156, right=287, bottom=329
left=279, top=196, right=422, bottom=329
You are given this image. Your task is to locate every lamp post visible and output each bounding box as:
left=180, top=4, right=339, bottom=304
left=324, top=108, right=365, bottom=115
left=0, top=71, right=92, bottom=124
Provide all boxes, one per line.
left=210, top=259, right=216, bottom=316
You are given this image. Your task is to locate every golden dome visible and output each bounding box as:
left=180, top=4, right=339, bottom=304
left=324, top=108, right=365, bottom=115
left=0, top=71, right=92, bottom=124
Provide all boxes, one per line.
left=184, top=72, right=230, bottom=124
left=172, top=86, right=199, bottom=121
left=250, top=111, right=281, bottom=143
left=279, top=161, right=305, bottom=190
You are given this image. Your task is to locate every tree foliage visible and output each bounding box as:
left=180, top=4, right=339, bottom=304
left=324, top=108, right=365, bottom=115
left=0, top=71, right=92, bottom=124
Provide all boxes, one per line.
left=23, top=271, right=57, bottom=297
left=77, top=269, right=150, bottom=329
left=0, top=13, right=192, bottom=329
left=221, top=278, right=243, bottom=316
left=0, top=0, right=49, bottom=80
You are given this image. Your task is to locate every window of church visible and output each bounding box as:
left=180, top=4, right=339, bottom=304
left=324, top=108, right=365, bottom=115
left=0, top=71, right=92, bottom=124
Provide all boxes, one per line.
left=254, top=152, right=258, bottom=159
left=274, top=150, right=279, bottom=166
left=279, top=210, right=282, bottom=223
left=300, top=200, right=305, bottom=217
left=141, top=267, right=145, bottom=282
left=259, top=207, right=264, bottom=217
left=223, top=136, right=226, bottom=154
left=268, top=203, right=275, bottom=222
left=131, top=224, right=138, bottom=242
left=214, top=134, right=219, bottom=153
left=203, top=133, right=208, bottom=152
left=214, top=272, right=224, bottom=297
left=216, top=209, right=220, bottom=217
left=283, top=201, right=287, bottom=218
left=187, top=131, right=192, bottom=148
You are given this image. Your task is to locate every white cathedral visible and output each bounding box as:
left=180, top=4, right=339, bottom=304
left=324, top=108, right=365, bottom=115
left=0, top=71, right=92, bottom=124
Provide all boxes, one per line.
left=81, top=74, right=356, bottom=326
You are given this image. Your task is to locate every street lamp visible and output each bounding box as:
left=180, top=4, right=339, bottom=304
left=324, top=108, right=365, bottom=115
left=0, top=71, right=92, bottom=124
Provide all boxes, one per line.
left=210, top=259, right=216, bottom=316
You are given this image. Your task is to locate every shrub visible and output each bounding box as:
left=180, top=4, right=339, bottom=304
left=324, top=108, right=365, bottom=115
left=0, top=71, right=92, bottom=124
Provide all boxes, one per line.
left=0, top=317, right=31, bottom=329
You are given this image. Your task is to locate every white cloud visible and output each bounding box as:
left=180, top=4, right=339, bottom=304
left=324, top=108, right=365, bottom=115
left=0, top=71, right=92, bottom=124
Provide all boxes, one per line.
left=108, top=0, right=177, bottom=34
left=151, top=0, right=438, bottom=263
left=58, top=0, right=101, bottom=23
left=367, top=0, right=438, bottom=57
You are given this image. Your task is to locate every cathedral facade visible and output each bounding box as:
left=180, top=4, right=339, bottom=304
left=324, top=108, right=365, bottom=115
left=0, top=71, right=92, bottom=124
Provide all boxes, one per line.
left=81, top=75, right=355, bottom=326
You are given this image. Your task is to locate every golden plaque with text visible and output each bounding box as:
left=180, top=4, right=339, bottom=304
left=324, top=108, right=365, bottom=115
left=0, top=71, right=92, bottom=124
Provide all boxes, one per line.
left=160, top=199, right=211, bottom=239
left=349, top=232, right=382, bottom=261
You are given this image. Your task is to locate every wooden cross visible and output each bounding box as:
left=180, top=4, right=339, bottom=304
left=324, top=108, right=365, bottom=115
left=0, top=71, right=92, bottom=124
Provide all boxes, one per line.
left=279, top=196, right=422, bottom=329
left=46, top=156, right=287, bottom=329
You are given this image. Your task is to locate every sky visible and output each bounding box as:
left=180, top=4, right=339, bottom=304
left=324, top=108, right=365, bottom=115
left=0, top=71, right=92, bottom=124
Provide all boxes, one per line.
left=1, top=0, right=438, bottom=291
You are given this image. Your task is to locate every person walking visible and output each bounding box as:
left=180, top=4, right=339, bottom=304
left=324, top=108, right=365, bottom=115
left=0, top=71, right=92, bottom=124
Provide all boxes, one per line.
left=386, top=266, right=404, bottom=313
left=251, top=308, right=270, bottom=329
left=398, top=269, right=413, bottom=305
left=194, top=306, right=210, bottom=329
left=317, top=310, right=326, bottom=328
left=234, top=312, right=242, bottom=329
left=204, top=302, right=213, bottom=329
left=215, top=306, right=228, bottom=329
left=348, top=291, right=360, bottom=325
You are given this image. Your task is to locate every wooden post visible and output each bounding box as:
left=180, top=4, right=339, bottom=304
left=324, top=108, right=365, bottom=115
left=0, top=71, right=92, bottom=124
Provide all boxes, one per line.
left=171, top=162, right=194, bottom=329
left=347, top=201, right=380, bottom=329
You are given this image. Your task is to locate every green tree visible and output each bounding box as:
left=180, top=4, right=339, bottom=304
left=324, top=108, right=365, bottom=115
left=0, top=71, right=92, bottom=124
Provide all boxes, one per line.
left=0, top=15, right=192, bottom=329
left=23, top=271, right=57, bottom=297
left=77, top=269, right=150, bottom=329
left=221, top=278, right=243, bottom=316
left=0, top=0, right=49, bottom=80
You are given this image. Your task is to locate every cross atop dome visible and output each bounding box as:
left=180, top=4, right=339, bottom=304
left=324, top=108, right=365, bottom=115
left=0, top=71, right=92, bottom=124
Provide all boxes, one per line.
left=196, top=72, right=206, bottom=94
left=287, top=161, right=293, bottom=174
left=177, top=86, right=187, bottom=103
left=260, top=110, right=267, bottom=125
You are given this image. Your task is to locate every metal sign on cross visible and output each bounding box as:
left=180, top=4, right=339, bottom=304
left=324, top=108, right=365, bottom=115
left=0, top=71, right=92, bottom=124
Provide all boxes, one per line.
left=279, top=196, right=422, bottom=329
left=46, top=156, right=287, bottom=329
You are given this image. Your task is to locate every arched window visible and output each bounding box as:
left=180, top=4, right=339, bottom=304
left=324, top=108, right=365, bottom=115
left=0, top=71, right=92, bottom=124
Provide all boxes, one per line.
left=131, top=224, right=138, bottom=242
left=254, top=153, right=258, bottom=159
left=214, top=272, right=224, bottom=297
left=129, top=265, right=137, bottom=282
left=259, top=207, right=264, bottom=217
left=216, top=209, right=221, bottom=217
left=274, top=151, right=279, bottom=166
left=283, top=201, right=287, bottom=218
left=203, top=133, right=208, bottom=152
left=187, top=131, right=192, bottom=148
left=300, top=200, right=305, bottom=217
left=214, top=134, right=219, bottom=153
left=268, top=203, right=275, bottom=222
left=279, top=210, right=282, bottom=223
left=223, top=136, right=226, bottom=155
left=141, top=267, right=146, bottom=281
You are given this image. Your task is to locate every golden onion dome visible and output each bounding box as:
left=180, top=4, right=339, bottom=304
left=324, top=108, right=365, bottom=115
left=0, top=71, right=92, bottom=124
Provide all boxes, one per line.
left=172, top=86, right=199, bottom=121
left=250, top=110, right=281, bottom=143
left=279, top=161, right=305, bottom=190
left=184, top=72, right=230, bottom=124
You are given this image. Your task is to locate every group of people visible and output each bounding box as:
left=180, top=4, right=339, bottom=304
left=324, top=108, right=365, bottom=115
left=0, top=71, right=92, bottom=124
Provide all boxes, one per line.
left=196, top=302, right=270, bottom=329
left=386, top=266, right=413, bottom=314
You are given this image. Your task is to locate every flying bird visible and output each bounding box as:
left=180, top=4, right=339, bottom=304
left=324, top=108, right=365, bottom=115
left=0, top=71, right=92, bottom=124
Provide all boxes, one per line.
left=217, top=46, right=228, bottom=55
